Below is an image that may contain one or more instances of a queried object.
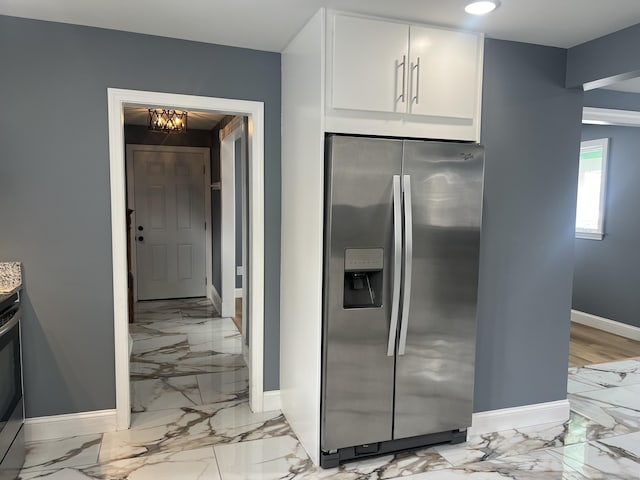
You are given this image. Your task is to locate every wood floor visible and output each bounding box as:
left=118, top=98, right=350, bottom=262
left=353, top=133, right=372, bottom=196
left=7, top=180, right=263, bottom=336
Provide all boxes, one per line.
left=569, top=322, right=640, bottom=367
left=232, top=297, right=242, bottom=333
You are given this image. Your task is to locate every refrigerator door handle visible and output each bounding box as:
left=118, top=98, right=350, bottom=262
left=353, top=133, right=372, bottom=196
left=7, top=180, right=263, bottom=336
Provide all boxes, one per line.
left=387, top=175, right=402, bottom=356
left=398, top=174, right=413, bottom=355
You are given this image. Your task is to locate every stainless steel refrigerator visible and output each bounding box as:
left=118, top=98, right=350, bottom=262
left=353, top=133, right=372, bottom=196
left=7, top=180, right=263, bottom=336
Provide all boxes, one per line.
left=321, top=134, right=484, bottom=468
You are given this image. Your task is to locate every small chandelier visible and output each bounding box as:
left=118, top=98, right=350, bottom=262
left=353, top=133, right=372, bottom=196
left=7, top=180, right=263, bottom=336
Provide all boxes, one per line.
left=148, top=109, right=188, bottom=133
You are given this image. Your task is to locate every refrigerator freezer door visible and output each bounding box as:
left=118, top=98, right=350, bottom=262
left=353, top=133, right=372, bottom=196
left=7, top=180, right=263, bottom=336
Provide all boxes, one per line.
left=322, top=135, right=403, bottom=451
left=394, top=141, right=484, bottom=439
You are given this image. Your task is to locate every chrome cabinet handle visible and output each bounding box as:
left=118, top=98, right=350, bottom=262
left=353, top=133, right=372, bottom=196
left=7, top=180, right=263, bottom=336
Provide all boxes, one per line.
left=411, top=57, right=420, bottom=107
left=397, top=55, right=407, bottom=104
left=398, top=175, right=413, bottom=355
left=387, top=175, right=402, bottom=356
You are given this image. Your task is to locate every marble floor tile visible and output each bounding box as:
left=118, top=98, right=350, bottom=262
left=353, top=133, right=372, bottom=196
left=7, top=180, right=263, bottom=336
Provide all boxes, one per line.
left=402, top=450, right=587, bottom=480
left=19, top=467, right=97, bottom=479
left=547, top=440, right=640, bottom=480
left=185, top=319, right=241, bottom=343
left=19, top=447, right=221, bottom=480
left=130, top=346, right=236, bottom=379
left=131, top=334, right=188, bottom=355
left=197, top=369, right=249, bottom=404
left=215, top=436, right=457, bottom=480
left=568, top=360, right=640, bottom=391
left=563, top=411, right=632, bottom=445
left=181, top=306, right=221, bottom=320
left=88, top=446, right=221, bottom=480
left=433, top=422, right=568, bottom=466
left=569, top=384, right=640, bottom=435
left=144, top=318, right=231, bottom=337
left=203, top=403, right=291, bottom=442
left=22, top=434, right=102, bottom=473
left=99, top=402, right=289, bottom=463
left=567, top=377, right=606, bottom=395
left=329, top=446, right=452, bottom=479
left=572, top=383, right=640, bottom=411
left=597, top=430, right=640, bottom=460
left=214, top=435, right=313, bottom=480
left=188, top=334, right=243, bottom=355
left=131, top=375, right=203, bottom=413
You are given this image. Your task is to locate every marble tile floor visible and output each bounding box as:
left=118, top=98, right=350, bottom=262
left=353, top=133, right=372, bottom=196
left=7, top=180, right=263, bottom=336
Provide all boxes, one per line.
left=19, top=308, right=640, bottom=479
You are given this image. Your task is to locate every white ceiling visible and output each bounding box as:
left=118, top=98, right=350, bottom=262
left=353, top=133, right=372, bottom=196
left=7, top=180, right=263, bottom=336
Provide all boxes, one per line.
left=2, top=0, right=640, bottom=52
left=124, top=107, right=225, bottom=130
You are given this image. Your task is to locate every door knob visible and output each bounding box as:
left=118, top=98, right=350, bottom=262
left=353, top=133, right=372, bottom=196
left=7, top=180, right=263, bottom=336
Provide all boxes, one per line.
left=137, top=236, right=144, bottom=242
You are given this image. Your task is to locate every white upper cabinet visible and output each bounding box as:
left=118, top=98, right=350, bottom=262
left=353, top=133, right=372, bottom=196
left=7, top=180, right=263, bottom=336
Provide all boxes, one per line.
left=408, top=26, right=480, bottom=120
left=326, top=12, right=484, bottom=141
left=332, top=15, right=409, bottom=113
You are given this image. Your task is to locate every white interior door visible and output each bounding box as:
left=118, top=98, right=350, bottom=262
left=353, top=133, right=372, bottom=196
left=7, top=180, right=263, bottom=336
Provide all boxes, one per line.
left=133, top=149, right=207, bottom=300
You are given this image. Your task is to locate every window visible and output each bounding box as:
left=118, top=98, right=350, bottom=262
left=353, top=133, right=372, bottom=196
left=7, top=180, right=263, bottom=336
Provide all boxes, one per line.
left=575, top=138, right=609, bottom=240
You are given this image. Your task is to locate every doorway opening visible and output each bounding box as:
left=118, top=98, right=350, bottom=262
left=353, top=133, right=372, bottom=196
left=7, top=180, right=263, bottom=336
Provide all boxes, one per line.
left=567, top=105, right=640, bottom=399
left=569, top=110, right=640, bottom=367
left=108, top=88, right=266, bottom=430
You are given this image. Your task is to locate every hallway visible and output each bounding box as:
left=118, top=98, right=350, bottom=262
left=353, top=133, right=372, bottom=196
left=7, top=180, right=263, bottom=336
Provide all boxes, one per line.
left=129, top=298, right=247, bottom=412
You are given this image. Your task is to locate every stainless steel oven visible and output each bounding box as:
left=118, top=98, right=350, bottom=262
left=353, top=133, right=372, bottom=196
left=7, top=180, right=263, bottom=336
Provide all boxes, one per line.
left=0, top=292, right=24, bottom=480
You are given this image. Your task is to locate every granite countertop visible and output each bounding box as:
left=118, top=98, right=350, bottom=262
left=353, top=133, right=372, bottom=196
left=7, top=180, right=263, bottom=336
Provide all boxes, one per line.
left=0, top=262, right=22, bottom=295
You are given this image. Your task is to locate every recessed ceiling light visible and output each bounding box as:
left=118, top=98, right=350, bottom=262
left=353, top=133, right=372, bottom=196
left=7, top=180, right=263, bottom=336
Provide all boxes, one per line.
left=465, top=1, right=501, bottom=15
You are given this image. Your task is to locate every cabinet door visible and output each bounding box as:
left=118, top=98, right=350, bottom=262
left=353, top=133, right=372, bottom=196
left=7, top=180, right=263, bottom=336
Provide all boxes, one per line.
left=408, top=26, right=480, bottom=119
left=332, top=15, right=409, bottom=113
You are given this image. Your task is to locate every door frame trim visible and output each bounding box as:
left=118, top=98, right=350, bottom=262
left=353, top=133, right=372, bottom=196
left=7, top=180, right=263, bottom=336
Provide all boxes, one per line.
left=125, top=144, right=212, bottom=302
left=220, top=125, right=243, bottom=318
left=108, top=88, right=266, bottom=430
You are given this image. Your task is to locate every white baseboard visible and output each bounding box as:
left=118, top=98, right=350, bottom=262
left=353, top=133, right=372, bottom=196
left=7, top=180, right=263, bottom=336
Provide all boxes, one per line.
left=211, top=285, right=222, bottom=314
left=25, top=409, right=117, bottom=442
left=571, top=309, right=640, bottom=341
left=263, top=390, right=281, bottom=412
left=234, top=288, right=243, bottom=298
left=469, top=399, right=570, bottom=436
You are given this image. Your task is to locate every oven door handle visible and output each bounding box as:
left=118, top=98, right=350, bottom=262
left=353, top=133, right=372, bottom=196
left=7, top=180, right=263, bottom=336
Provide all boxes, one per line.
left=0, top=306, right=21, bottom=338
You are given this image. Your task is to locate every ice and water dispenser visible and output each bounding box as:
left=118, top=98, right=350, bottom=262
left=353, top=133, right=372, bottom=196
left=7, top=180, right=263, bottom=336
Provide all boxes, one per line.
left=343, top=248, right=383, bottom=309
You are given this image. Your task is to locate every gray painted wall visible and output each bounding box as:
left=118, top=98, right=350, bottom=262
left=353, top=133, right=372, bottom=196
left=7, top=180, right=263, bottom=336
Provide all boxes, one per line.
left=583, top=89, right=640, bottom=111
left=566, top=23, right=640, bottom=89
left=0, top=14, right=281, bottom=418
left=573, top=125, right=640, bottom=328
left=476, top=39, right=583, bottom=411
